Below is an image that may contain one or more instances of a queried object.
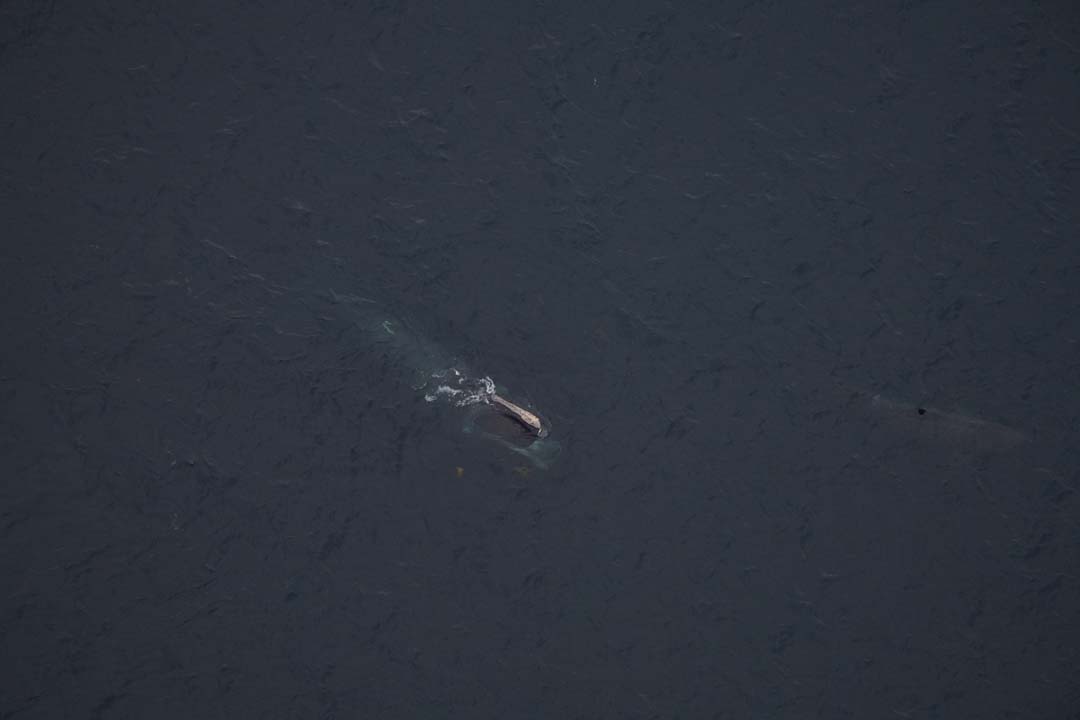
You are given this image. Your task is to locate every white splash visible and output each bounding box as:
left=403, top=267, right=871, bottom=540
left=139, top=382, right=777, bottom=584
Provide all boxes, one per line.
left=423, top=368, right=496, bottom=407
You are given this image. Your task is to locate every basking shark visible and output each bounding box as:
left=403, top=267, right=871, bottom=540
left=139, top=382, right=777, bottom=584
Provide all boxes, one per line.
left=309, top=288, right=562, bottom=469
left=841, top=385, right=1027, bottom=455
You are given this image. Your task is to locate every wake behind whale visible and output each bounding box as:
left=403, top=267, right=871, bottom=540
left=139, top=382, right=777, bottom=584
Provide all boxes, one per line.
left=198, top=238, right=562, bottom=469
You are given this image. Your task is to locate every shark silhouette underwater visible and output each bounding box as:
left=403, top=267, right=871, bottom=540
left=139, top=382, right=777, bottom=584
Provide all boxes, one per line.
left=841, top=386, right=1028, bottom=455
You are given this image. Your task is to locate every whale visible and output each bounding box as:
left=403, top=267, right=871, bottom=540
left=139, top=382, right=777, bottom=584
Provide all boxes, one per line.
left=307, top=288, right=562, bottom=469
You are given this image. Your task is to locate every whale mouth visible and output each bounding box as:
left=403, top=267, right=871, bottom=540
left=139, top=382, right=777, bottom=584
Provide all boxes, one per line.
left=461, top=403, right=563, bottom=469
left=471, top=404, right=543, bottom=448
left=416, top=365, right=560, bottom=467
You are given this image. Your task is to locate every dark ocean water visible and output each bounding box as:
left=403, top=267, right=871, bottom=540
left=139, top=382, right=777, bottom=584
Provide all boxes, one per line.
left=2, top=1, right=1078, bottom=717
